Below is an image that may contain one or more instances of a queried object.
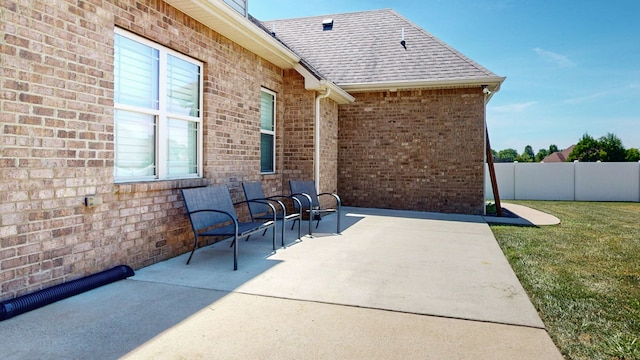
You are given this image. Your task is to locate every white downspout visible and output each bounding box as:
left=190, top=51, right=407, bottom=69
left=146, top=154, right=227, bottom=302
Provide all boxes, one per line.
left=314, top=88, right=331, bottom=193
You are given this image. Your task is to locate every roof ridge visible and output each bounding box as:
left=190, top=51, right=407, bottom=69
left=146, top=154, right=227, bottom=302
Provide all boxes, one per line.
left=260, top=8, right=394, bottom=22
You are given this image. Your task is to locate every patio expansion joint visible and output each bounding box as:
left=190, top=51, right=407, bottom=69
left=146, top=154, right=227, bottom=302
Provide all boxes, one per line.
left=128, top=277, right=547, bottom=331
left=236, top=291, right=550, bottom=331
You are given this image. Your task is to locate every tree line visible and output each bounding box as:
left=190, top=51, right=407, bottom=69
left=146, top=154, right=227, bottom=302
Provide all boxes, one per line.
left=492, top=133, right=640, bottom=163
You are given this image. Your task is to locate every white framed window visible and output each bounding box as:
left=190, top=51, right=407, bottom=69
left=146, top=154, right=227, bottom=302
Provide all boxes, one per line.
left=260, top=88, right=276, bottom=174
left=113, top=28, right=203, bottom=182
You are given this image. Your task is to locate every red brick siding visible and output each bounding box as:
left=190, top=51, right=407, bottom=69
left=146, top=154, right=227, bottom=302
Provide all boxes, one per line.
left=0, top=0, right=305, bottom=300
left=338, top=88, right=486, bottom=215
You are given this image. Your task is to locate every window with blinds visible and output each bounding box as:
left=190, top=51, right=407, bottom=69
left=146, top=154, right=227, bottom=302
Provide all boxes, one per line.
left=260, top=89, right=276, bottom=173
left=114, top=29, right=203, bottom=182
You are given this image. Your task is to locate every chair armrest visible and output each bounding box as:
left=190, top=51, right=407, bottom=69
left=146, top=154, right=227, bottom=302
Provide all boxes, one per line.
left=318, top=192, right=341, bottom=208
left=187, top=208, right=239, bottom=233
left=235, top=199, right=276, bottom=213
left=291, top=192, right=313, bottom=208
left=246, top=197, right=287, bottom=214
left=263, top=195, right=303, bottom=213
left=236, top=199, right=277, bottom=222
left=188, top=208, right=236, bottom=221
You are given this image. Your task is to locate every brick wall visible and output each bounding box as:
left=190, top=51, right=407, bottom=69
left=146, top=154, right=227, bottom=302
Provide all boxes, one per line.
left=279, top=69, right=339, bottom=208
left=280, top=69, right=315, bottom=186
left=319, top=97, right=339, bottom=195
left=338, top=88, right=486, bottom=215
left=0, top=0, right=302, bottom=301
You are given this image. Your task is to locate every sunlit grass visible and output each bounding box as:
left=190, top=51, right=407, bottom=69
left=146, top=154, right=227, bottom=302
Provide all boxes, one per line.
left=490, top=201, right=640, bottom=360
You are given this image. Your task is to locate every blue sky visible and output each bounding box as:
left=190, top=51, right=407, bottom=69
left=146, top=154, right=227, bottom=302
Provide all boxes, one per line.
left=250, top=0, right=640, bottom=153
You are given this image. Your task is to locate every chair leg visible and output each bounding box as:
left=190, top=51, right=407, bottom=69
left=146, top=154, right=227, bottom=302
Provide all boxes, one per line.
left=281, top=220, right=286, bottom=247
left=186, top=235, right=198, bottom=265
left=272, top=223, right=277, bottom=251
left=233, top=235, right=238, bottom=271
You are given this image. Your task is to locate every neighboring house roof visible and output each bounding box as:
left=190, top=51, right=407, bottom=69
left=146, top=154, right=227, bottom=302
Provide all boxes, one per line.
left=542, top=145, right=575, bottom=162
left=262, top=9, right=505, bottom=92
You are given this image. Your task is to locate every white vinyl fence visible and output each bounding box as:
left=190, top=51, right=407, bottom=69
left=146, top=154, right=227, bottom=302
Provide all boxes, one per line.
left=485, top=162, right=640, bottom=202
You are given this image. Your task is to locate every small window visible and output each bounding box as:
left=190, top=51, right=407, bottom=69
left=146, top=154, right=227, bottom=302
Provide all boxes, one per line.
left=260, top=89, right=276, bottom=173
left=114, top=29, right=203, bottom=182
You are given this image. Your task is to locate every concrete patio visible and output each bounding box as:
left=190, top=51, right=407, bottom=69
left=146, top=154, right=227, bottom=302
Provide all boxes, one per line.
left=0, top=207, right=563, bottom=359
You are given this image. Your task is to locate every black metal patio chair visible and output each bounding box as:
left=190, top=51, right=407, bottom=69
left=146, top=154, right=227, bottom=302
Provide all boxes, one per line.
left=181, top=185, right=277, bottom=270
left=289, top=180, right=341, bottom=236
left=242, top=181, right=303, bottom=246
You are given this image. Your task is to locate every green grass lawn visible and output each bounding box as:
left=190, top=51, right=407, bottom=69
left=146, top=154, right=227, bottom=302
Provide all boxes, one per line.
left=490, top=201, right=640, bottom=360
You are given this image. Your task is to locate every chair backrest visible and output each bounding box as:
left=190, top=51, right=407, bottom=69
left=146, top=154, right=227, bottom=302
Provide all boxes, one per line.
left=242, top=182, right=271, bottom=218
left=289, top=180, right=319, bottom=209
left=181, top=185, right=237, bottom=232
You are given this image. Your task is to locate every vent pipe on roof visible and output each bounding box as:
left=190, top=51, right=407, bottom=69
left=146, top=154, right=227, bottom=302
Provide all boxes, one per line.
left=322, top=18, right=334, bottom=31
left=401, top=28, right=406, bottom=49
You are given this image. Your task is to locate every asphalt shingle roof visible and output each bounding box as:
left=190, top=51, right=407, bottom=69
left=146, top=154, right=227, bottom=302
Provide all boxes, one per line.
left=262, top=9, right=500, bottom=86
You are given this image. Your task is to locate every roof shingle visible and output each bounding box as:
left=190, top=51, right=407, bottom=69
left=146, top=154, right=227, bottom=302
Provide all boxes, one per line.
left=262, top=9, right=502, bottom=86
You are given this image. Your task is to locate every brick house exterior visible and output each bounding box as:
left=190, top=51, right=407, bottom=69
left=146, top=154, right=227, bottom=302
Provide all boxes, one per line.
left=338, top=89, right=486, bottom=214
left=1, top=1, right=503, bottom=300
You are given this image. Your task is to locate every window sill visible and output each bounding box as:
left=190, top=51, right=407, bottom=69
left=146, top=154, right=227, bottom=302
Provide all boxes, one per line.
left=115, top=178, right=209, bottom=194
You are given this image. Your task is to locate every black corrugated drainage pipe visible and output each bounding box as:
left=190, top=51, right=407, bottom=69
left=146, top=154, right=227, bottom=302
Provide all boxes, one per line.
left=0, top=265, right=134, bottom=321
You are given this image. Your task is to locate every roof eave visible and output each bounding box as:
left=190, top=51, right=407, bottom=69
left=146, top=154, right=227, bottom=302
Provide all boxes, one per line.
left=339, top=77, right=506, bottom=93
left=164, top=0, right=300, bottom=68
left=294, top=64, right=355, bottom=105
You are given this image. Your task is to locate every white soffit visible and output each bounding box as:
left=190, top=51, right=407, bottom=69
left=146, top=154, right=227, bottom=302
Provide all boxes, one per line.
left=164, top=0, right=300, bottom=68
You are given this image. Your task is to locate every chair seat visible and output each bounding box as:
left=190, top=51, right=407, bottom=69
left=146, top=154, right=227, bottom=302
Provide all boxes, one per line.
left=254, top=213, right=300, bottom=221
left=289, top=180, right=341, bottom=235
left=202, top=221, right=273, bottom=237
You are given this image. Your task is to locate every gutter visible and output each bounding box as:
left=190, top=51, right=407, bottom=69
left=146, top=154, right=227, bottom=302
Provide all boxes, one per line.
left=315, top=88, right=332, bottom=192
left=294, top=63, right=354, bottom=105
left=339, top=76, right=506, bottom=95
left=164, top=0, right=300, bottom=68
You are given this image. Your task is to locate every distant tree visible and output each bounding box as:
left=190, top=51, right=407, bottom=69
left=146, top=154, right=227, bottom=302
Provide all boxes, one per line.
left=523, top=145, right=535, bottom=160
left=548, top=144, right=558, bottom=154
left=599, top=133, right=626, bottom=162
left=517, top=153, right=534, bottom=162
left=568, top=133, right=602, bottom=162
left=497, top=148, right=518, bottom=162
left=535, top=149, right=548, bottom=162
left=626, top=148, right=640, bottom=162
left=568, top=133, right=627, bottom=162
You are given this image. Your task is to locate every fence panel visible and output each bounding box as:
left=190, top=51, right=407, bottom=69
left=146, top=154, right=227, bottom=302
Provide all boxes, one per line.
left=514, top=163, right=575, bottom=200
left=486, top=162, right=640, bottom=202
left=575, top=162, right=640, bottom=201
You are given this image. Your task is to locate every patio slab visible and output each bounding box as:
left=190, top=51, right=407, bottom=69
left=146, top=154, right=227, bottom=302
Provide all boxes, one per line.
left=0, top=207, right=563, bottom=359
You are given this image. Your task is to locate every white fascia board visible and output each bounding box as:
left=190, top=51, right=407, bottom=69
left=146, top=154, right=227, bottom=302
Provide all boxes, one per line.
left=339, top=76, right=507, bottom=93
left=164, top=0, right=300, bottom=68
left=294, top=64, right=355, bottom=105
